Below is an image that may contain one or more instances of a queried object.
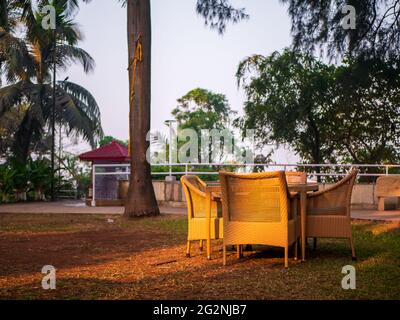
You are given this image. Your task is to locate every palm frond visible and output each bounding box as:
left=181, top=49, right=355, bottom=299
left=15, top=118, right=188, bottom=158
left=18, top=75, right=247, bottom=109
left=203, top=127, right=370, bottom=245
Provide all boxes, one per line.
left=52, top=81, right=103, bottom=147
left=0, top=27, right=34, bottom=82
left=54, top=44, right=95, bottom=73
left=0, top=81, right=26, bottom=116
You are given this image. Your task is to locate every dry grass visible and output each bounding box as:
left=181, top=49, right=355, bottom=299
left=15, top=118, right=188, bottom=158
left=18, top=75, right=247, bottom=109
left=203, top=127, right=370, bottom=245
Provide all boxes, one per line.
left=0, top=213, right=399, bottom=300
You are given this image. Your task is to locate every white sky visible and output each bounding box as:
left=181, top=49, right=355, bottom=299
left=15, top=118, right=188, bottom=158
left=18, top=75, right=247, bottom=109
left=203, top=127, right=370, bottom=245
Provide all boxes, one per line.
left=59, top=0, right=299, bottom=163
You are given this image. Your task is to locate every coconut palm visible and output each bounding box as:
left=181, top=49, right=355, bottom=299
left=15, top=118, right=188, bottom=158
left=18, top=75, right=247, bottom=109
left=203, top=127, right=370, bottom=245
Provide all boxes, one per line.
left=0, top=0, right=103, bottom=163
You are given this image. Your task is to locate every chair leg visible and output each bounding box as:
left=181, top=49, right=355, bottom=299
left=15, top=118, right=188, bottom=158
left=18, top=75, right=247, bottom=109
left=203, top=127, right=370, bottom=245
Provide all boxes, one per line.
left=378, top=197, right=385, bottom=211
left=294, top=240, right=298, bottom=261
left=207, top=239, right=211, bottom=260
left=186, top=241, right=191, bottom=258
left=284, top=246, right=289, bottom=268
left=199, top=240, right=203, bottom=252
left=223, top=245, right=227, bottom=266
left=237, top=245, right=242, bottom=259
left=350, top=236, right=357, bottom=261
left=313, top=238, right=318, bottom=250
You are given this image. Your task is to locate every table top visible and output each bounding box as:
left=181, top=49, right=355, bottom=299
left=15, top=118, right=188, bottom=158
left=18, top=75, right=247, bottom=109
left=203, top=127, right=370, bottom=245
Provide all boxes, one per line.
left=288, top=183, right=319, bottom=192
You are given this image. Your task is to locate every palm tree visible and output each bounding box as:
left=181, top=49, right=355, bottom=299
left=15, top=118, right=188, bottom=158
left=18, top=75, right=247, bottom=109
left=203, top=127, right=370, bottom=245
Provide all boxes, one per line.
left=0, top=0, right=103, bottom=163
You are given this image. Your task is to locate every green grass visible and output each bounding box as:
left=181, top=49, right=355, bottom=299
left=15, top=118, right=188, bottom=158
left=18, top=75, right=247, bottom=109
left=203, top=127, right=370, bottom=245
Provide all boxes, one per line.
left=0, top=213, right=399, bottom=300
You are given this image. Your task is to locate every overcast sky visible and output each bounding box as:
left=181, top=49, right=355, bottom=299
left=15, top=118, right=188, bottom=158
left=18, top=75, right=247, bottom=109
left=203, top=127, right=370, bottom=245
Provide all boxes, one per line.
left=60, top=0, right=298, bottom=162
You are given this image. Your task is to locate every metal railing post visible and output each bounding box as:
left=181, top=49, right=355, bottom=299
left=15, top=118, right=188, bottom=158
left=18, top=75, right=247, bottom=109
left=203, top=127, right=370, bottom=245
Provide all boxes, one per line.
left=91, top=164, right=96, bottom=207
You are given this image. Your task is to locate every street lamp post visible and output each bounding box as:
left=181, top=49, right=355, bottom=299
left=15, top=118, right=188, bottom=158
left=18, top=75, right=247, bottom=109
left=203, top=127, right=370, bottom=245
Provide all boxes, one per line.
left=51, top=28, right=57, bottom=202
left=164, top=120, right=177, bottom=178
left=57, top=77, right=69, bottom=198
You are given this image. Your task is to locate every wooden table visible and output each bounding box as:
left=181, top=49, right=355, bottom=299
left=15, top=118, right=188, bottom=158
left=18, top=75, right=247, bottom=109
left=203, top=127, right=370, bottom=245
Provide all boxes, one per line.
left=210, top=183, right=319, bottom=262
left=288, top=184, right=319, bottom=261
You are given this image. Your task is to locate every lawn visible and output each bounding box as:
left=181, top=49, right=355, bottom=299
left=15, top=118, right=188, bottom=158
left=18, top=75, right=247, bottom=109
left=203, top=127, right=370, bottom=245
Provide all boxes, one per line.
left=0, top=213, right=399, bottom=300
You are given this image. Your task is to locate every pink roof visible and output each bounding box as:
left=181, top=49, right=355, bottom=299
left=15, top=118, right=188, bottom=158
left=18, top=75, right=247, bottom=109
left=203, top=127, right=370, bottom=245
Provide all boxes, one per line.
left=79, top=141, right=130, bottom=162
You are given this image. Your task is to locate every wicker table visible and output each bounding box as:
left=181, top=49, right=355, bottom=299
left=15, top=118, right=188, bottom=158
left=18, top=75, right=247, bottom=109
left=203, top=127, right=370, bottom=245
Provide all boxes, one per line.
left=288, top=184, right=319, bottom=261
left=211, top=183, right=319, bottom=262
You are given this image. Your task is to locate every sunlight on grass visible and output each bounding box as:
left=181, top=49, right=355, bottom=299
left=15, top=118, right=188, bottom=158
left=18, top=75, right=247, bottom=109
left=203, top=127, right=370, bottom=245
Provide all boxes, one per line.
left=0, top=214, right=399, bottom=300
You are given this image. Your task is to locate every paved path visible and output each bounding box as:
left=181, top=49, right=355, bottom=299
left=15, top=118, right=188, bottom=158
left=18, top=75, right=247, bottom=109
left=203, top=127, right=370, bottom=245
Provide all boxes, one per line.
left=352, top=209, right=400, bottom=222
left=0, top=201, right=186, bottom=216
left=1, top=201, right=400, bottom=222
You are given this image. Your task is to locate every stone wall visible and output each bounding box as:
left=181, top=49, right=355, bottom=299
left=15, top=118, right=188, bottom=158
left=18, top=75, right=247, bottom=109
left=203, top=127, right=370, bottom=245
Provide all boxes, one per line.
left=153, top=180, right=186, bottom=208
left=154, top=181, right=390, bottom=209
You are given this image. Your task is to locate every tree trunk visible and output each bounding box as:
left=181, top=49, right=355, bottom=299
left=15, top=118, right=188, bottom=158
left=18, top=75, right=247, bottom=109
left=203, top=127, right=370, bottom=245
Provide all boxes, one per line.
left=124, top=0, right=159, bottom=218
left=13, top=112, right=35, bottom=163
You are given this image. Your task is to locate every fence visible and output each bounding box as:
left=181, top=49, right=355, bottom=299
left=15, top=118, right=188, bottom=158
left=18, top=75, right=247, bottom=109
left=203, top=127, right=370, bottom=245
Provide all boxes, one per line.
left=90, top=163, right=400, bottom=206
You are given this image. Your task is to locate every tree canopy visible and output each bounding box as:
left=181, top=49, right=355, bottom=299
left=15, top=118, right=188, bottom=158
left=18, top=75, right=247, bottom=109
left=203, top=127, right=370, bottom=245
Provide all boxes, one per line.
left=237, top=49, right=400, bottom=167
left=99, top=135, right=128, bottom=147
left=237, top=49, right=337, bottom=165
left=281, top=0, right=400, bottom=61
left=172, top=88, right=235, bottom=133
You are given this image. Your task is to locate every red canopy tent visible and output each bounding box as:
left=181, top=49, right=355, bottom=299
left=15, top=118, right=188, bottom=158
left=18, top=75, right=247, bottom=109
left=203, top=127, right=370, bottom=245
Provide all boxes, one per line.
left=79, top=140, right=130, bottom=163
left=79, top=141, right=130, bottom=206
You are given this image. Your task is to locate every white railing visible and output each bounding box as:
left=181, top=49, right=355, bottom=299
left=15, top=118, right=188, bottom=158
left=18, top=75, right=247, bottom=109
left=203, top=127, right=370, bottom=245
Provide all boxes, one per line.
left=149, top=163, right=400, bottom=177
left=90, top=163, right=400, bottom=206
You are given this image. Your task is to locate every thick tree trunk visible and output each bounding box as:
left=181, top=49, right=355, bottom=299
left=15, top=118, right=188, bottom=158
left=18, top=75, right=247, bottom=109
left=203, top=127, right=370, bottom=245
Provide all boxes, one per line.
left=124, top=0, right=159, bottom=218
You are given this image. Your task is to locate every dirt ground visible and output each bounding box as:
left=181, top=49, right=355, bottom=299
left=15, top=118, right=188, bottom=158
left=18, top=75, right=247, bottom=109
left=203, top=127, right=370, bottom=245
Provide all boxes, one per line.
left=0, top=213, right=399, bottom=300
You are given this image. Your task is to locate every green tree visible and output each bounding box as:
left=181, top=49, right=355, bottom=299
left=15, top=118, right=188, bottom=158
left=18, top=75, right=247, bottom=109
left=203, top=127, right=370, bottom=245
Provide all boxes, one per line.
left=237, top=49, right=337, bottom=169
left=331, top=58, right=400, bottom=167
left=281, top=0, right=400, bottom=61
left=172, top=88, right=236, bottom=163
left=173, top=88, right=235, bottom=133
left=0, top=0, right=103, bottom=163
left=237, top=49, right=400, bottom=172
left=99, top=136, right=128, bottom=147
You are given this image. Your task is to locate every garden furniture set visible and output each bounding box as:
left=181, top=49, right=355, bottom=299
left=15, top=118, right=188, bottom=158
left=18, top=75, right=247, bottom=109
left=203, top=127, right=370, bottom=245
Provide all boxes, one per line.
left=181, top=169, right=359, bottom=268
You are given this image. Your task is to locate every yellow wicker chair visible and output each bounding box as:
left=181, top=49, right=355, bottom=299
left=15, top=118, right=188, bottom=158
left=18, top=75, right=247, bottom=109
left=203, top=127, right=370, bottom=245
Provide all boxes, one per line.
left=219, top=171, right=300, bottom=268
left=306, top=169, right=359, bottom=260
left=181, top=175, right=223, bottom=260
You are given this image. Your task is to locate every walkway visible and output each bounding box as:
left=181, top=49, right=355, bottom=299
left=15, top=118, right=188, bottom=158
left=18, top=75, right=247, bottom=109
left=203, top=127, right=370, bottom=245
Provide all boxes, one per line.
left=0, top=201, right=400, bottom=222
left=352, top=209, right=400, bottom=222
left=0, top=201, right=185, bottom=216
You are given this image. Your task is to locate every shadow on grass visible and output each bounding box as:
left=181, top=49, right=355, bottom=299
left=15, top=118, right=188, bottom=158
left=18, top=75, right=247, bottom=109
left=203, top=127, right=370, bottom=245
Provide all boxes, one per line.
left=0, top=224, right=186, bottom=278
left=1, top=218, right=399, bottom=299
